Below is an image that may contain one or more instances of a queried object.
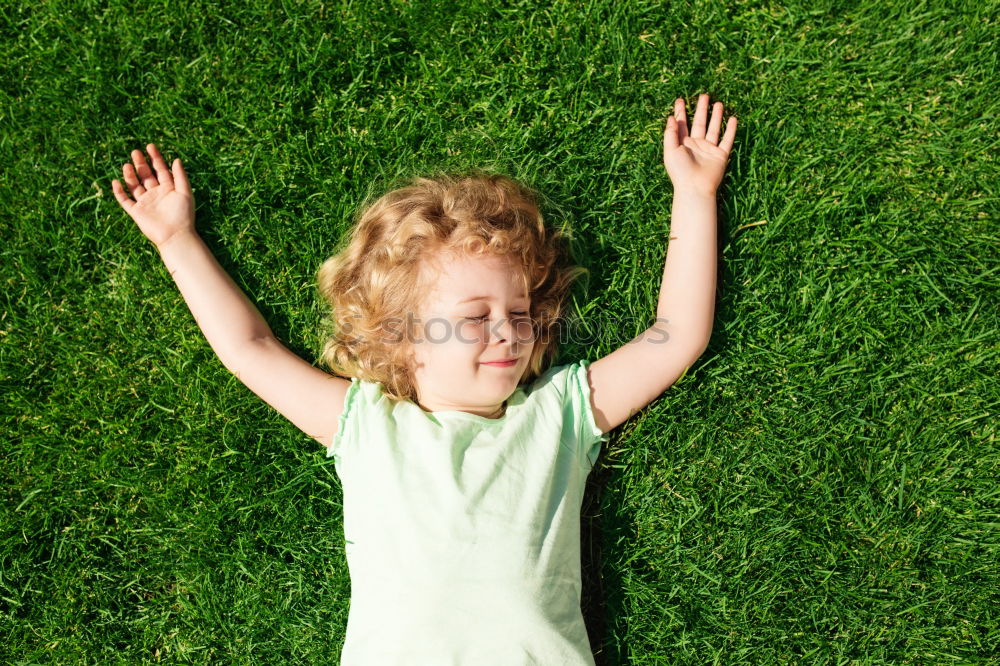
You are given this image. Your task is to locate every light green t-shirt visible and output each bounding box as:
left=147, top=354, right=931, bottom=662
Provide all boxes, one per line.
left=327, top=358, right=610, bottom=665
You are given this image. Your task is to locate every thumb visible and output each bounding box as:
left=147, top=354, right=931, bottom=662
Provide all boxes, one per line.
left=172, top=158, right=191, bottom=196
left=664, top=115, right=679, bottom=151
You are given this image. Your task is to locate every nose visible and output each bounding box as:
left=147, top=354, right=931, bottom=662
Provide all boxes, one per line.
left=490, top=315, right=534, bottom=347
left=499, top=317, right=513, bottom=344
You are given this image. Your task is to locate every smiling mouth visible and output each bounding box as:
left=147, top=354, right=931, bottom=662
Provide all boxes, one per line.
left=482, top=358, right=517, bottom=366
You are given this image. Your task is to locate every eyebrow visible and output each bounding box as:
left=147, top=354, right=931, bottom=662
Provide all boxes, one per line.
left=457, top=294, right=530, bottom=304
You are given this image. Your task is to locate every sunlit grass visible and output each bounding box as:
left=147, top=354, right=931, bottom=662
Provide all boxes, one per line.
left=2, top=0, right=997, bottom=662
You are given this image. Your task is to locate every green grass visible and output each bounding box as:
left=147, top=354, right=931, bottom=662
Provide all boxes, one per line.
left=2, top=0, right=998, bottom=663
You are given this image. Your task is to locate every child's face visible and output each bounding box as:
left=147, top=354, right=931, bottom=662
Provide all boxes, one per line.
left=407, top=251, right=535, bottom=417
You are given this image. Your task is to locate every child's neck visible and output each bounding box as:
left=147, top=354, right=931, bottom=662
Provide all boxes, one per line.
left=418, top=399, right=507, bottom=419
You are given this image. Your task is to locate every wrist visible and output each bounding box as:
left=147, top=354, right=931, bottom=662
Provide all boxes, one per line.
left=156, top=228, right=200, bottom=255
left=672, top=186, right=718, bottom=203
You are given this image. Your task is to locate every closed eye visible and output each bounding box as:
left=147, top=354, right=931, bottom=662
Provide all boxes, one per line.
left=464, top=311, right=530, bottom=322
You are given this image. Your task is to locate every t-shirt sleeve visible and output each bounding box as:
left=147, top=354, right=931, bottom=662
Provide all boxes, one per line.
left=565, top=358, right=611, bottom=468
left=327, top=376, right=361, bottom=463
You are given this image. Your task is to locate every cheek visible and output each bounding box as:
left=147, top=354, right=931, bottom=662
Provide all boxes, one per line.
left=456, top=321, right=487, bottom=343
left=513, top=319, right=536, bottom=345
left=414, top=324, right=477, bottom=363
left=417, top=318, right=456, bottom=346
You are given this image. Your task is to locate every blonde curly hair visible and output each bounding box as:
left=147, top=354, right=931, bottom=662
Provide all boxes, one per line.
left=315, top=168, right=589, bottom=403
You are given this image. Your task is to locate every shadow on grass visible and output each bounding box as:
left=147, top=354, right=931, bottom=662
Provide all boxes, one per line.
left=582, top=455, right=632, bottom=666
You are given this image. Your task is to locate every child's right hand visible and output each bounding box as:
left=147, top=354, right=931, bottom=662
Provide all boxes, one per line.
left=112, top=143, right=196, bottom=249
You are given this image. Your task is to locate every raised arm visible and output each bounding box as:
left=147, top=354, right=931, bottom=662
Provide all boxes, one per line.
left=587, top=94, right=737, bottom=434
left=113, top=144, right=350, bottom=449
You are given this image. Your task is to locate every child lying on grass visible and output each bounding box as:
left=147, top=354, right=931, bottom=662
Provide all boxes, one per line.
left=112, top=93, right=737, bottom=664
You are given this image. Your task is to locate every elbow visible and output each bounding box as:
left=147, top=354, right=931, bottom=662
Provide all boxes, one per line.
left=649, top=320, right=711, bottom=360
left=686, top=344, right=709, bottom=365
left=219, top=337, right=271, bottom=376
left=686, top=322, right=713, bottom=358
left=684, top=335, right=711, bottom=361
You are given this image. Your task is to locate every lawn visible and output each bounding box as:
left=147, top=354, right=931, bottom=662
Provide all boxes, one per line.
left=2, top=0, right=998, bottom=663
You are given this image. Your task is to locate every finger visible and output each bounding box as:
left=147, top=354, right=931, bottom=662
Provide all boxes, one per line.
left=719, top=116, right=738, bottom=154
left=706, top=102, right=724, bottom=144
left=691, top=93, right=710, bottom=139
left=131, top=148, right=158, bottom=190
left=674, top=97, right=688, bottom=144
left=172, top=157, right=191, bottom=196
left=146, top=143, right=174, bottom=189
left=111, top=179, right=135, bottom=212
left=122, top=163, right=146, bottom=198
left=664, top=115, right=680, bottom=152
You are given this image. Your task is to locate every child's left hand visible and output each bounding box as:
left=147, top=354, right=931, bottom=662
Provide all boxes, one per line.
left=663, top=93, right=738, bottom=197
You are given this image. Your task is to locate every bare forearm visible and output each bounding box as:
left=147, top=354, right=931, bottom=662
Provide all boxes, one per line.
left=655, top=189, right=717, bottom=352
left=156, top=230, right=275, bottom=368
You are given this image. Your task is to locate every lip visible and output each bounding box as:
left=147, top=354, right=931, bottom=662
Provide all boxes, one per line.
left=481, top=358, right=518, bottom=367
